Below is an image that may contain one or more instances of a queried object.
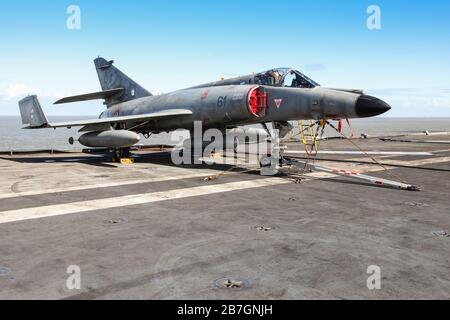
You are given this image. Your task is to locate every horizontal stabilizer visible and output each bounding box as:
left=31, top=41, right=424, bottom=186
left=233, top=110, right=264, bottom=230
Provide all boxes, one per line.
left=53, top=88, right=125, bottom=104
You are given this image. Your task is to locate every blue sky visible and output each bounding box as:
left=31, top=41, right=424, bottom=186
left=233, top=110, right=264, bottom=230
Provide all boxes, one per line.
left=0, top=0, right=449, bottom=117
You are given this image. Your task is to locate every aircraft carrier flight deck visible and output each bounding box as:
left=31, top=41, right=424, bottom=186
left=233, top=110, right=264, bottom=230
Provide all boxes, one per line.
left=0, top=134, right=449, bottom=300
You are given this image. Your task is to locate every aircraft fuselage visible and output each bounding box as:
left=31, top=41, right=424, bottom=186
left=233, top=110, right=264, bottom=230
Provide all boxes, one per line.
left=100, top=85, right=389, bottom=134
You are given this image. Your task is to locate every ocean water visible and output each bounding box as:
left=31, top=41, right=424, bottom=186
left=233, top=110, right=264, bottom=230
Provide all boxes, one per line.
left=0, top=116, right=449, bottom=152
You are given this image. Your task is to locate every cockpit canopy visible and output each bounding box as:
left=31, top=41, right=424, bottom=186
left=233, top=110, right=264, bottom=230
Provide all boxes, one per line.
left=189, top=68, right=320, bottom=90
left=253, top=68, right=319, bottom=88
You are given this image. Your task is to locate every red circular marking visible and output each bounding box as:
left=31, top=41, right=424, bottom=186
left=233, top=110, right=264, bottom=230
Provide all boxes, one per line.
left=246, top=86, right=259, bottom=117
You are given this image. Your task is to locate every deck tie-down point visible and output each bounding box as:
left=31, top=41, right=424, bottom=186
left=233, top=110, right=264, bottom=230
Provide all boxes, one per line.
left=0, top=267, right=11, bottom=276
left=214, top=277, right=252, bottom=290
left=432, top=231, right=450, bottom=238
left=255, top=225, right=274, bottom=232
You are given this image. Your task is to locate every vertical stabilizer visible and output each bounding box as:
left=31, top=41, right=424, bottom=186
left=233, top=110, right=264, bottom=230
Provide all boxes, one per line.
left=94, top=57, right=152, bottom=107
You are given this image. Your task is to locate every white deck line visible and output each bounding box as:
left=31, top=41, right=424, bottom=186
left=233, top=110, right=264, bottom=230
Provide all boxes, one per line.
left=0, top=178, right=291, bottom=224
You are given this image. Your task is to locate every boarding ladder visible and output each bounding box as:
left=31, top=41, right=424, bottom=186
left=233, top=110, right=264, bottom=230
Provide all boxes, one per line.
left=298, top=120, right=319, bottom=156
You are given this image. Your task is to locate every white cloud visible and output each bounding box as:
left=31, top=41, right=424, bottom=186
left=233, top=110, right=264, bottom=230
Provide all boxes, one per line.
left=0, top=83, right=70, bottom=102
left=3, top=83, right=40, bottom=99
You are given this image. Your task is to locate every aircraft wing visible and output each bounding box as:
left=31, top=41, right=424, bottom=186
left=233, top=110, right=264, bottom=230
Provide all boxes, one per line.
left=45, top=109, right=192, bottom=129
left=19, top=96, right=192, bottom=129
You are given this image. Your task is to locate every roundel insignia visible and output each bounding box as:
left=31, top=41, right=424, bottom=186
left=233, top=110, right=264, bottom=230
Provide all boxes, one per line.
left=201, top=90, right=209, bottom=99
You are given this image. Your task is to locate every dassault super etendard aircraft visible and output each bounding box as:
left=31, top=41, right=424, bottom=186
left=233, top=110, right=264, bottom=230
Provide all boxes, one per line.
left=18, top=57, right=391, bottom=159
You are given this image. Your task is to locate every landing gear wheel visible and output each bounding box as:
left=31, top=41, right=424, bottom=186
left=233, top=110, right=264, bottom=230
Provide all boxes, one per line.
left=112, top=147, right=131, bottom=162
left=259, top=154, right=273, bottom=168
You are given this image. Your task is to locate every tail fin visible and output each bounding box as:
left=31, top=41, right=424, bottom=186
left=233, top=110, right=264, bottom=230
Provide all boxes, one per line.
left=18, top=95, right=49, bottom=128
left=94, top=57, right=152, bottom=107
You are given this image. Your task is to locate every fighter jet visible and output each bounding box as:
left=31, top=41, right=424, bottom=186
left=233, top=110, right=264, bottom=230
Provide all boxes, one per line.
left=18, top=57, right=391, bottom=159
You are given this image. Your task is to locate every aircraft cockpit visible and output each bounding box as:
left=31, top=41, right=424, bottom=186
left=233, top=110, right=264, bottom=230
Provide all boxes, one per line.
left=188, top=67, right=320, bottom=90
left=254, top=68, right=319, bottom=88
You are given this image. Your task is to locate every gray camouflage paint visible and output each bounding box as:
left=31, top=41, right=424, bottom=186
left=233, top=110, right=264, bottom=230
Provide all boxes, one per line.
left=99, top=85, right=359, bottom=132
left=19, top=57, right=391, bottom=148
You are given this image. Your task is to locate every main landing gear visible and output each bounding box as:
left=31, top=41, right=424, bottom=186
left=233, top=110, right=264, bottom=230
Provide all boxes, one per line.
left=112, top=147, right=134, bottom=164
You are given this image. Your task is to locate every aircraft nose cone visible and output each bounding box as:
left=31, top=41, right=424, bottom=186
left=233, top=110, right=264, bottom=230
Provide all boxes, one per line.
left=355, top=95, right=391, bottom=118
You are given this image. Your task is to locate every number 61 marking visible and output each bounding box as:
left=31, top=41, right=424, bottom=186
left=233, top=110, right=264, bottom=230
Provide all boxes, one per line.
left=217, top=96, right=227, bottom=108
